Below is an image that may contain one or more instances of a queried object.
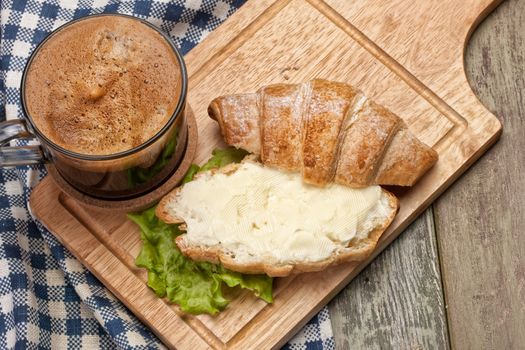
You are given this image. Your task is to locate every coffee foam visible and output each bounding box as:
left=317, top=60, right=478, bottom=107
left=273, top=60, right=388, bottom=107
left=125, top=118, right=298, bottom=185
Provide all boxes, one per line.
left=24, top=16, right=182, bottom=156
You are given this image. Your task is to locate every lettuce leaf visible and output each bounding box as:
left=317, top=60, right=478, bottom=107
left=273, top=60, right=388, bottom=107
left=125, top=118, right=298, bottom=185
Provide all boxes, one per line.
left=128, top=147, right=272, bottom=315
left=127, top=127, right=179, bottom=186
left=180, top=148, right=247, bottom=185
left=199, top=148, right=248, bottom=172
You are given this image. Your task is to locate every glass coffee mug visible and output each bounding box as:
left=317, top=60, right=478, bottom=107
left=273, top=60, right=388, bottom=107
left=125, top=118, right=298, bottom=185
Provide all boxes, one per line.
left=0, top=14, right=189, bottom=201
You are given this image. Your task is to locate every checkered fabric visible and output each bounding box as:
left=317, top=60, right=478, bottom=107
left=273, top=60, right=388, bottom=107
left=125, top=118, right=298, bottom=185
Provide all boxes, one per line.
left=0, top=1, right=336, bottom=349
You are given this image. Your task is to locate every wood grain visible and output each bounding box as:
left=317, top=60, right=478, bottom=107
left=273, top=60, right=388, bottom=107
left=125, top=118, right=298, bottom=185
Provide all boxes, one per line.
left=434, top=0, right=525, bottom=348
left=329, top=209, right=449, bottom=349
left=31, top=183, right=215, bottom=350
left=29, top=0, right=504, bottom=348
left=323, top=0, right=501, bottom=131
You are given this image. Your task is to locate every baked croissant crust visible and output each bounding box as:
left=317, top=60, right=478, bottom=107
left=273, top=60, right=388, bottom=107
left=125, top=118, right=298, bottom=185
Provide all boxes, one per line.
left=208, top=79, right=438, bottom=187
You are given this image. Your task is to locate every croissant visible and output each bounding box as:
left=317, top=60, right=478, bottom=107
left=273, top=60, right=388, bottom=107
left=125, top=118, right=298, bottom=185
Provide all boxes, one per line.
left=208, top=79, right=438, bottom=187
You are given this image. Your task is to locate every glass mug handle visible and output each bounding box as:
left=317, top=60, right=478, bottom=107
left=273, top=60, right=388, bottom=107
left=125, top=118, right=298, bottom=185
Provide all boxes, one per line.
left=0, top=119, right=45, bottom=166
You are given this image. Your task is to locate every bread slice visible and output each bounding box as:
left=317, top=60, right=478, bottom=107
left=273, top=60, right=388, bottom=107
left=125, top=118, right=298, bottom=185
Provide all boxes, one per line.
left=157, top=158, right=399, bottom=277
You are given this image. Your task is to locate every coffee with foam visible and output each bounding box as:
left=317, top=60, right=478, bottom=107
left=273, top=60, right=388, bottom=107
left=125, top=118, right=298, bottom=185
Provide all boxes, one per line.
left=24, top=16, right=182, bottom=155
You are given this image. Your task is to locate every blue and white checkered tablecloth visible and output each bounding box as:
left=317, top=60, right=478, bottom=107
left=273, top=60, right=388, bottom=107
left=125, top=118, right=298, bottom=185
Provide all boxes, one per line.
left=0, top=1, right=335, bottom=349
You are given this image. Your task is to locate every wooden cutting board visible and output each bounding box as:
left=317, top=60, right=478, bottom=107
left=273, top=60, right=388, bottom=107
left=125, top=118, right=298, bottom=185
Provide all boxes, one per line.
left=30, top=0, right=503, bottom=348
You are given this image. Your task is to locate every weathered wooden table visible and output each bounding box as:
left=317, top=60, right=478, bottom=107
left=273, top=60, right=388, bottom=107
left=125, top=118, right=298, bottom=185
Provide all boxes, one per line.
left=328, top=0, right=525, bottom=348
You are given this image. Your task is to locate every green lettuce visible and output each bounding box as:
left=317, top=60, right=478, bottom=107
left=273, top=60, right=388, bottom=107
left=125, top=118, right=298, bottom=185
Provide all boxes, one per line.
left=128, top=147, right=272, bottom=315
left=127, top=127, right=179, bottom=186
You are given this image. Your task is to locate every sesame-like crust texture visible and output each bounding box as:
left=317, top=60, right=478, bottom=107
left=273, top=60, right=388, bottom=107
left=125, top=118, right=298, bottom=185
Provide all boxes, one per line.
left=156, top=160, right=399, bottom=277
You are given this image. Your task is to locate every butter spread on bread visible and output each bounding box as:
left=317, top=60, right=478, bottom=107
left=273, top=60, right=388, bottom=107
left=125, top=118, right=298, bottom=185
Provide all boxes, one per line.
left=157, top=159, right=398, bottom=277
left=208, top=79, right=438, bottom=188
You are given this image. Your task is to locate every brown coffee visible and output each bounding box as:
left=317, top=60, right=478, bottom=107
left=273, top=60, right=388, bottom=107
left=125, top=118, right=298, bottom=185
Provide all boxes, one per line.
left=24, top=15, right=182, bottom=155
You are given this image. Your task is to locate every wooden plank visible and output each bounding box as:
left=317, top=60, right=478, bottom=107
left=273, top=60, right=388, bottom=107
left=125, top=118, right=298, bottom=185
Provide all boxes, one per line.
left=30, top=180, right=216, bottom=350
left=434, top=0, right=525, bottom=348
left=186, top=0, right=456, bottom=165
left=29, top=0, right=504, bottom=348
left=323, top=0, right=502, bottom=129
left=329, top=209, right=449, bottom=349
